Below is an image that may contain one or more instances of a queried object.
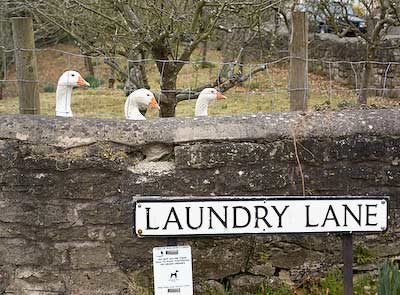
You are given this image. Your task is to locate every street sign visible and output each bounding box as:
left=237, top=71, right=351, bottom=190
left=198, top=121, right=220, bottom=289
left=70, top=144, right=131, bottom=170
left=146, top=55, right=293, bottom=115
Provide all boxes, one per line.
left=133, top=196, right=389, bottom=237
left=153, top=245, right=193, bottom=295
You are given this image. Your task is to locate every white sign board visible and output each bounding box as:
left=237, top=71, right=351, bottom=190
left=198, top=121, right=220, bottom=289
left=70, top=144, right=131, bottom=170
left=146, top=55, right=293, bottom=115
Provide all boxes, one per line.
left=153, top=245, right=193, bottom=295
left=134, top=196, right=388, bottom=237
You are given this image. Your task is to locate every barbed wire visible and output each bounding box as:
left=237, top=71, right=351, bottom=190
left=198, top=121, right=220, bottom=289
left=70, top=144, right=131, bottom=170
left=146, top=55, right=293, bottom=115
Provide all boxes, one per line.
left=0, top=48, right=398, bottom=78
left=0, top=46, right=399, bottom=118
left=2, top=46, right=400, bottom=67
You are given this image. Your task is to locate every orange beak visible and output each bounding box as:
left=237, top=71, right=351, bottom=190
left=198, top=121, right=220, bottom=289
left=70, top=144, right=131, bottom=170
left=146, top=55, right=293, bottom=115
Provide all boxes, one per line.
left=149, top=97, right=160, bottom=110
left=77, top=76, right=90, bottom=87
left=217, top=91, right=227, bottom=100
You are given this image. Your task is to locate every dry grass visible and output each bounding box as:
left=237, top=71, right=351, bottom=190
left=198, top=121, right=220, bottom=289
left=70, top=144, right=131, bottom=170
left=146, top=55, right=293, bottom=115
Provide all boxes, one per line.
left=1, top=44, right=399, bottom=118
left=2, top=84, right=398, bottom=119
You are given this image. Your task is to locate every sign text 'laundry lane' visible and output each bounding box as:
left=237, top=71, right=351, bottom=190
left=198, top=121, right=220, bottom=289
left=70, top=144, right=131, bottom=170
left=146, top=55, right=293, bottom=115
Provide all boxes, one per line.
left=133, top=197, right=388, bottom=237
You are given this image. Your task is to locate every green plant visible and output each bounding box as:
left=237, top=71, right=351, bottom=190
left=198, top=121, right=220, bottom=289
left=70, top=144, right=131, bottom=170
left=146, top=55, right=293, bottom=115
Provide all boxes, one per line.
left=245, top=81, right=263, bottom=90
left=193, top=59, right=217, bottom=69
left=43, top=84, right=56, bottom=93
left=84, top=74, right=103, bottom=88
left=337, top=99, right=358, bottom=110
left=378, top=259, right=400, bottom=295
left=258, top=251, right=271, bottom=261
left=260, top=285, right=294, bottom=295
left=354, top=273, right=377, bottom=295
left=218, top=103, right=228, bottom=110
left=204, top=282, right=294, bottom=295
left=320, top=269, right=344, bottom=295
left=354, top=245, right=375, bottom=265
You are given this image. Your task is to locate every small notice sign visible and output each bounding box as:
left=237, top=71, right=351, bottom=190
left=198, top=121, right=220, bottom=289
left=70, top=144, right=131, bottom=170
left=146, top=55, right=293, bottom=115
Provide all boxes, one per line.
left=153, top=245, right=193, bottom=295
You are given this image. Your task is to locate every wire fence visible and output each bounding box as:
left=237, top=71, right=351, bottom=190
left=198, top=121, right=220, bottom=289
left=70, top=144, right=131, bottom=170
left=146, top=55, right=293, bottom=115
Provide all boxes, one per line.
left=0, top=46, right=400, bottom=118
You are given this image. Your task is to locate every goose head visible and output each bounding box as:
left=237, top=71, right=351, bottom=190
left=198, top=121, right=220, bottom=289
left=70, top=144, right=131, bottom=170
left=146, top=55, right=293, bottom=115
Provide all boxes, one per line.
left=125, top=88, right=160, bottom=120
left=195, top=88, right=227, bottom=116
left=57, top=70, right=90, bottom=87
left=56, top=70, right=90, bottom=117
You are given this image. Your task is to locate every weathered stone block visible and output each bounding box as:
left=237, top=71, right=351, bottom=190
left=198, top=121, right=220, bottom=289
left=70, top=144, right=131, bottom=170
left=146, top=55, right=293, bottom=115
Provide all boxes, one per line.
left=65, top=268, right=130, bottom=295
left=70, top=245, right=115, bottom=269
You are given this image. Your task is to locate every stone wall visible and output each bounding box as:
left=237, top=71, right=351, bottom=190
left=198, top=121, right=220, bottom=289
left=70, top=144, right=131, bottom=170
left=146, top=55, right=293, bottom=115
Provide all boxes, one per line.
left=233, top=32, right=400, bottom=99
left=309, top=34, right=400, bottom=98
left=0, top=110, right=399, bottom=294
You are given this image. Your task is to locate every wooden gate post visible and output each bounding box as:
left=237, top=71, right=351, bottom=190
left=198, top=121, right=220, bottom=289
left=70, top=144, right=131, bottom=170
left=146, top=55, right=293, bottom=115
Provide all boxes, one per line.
left=289, top=11, right=308, bottom=111
left=11, top=17, right=40, bottom=114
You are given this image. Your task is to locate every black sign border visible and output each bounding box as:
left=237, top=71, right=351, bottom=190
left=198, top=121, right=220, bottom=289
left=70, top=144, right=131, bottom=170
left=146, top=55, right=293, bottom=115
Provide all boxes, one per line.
left=132, top=196, right=390, bottom=238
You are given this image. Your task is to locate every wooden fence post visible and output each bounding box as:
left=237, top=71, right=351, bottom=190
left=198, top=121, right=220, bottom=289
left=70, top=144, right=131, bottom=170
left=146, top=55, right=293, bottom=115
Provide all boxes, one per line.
left=0, top=43, right=4, bottom=101
left=11, top=17, right=40, bottom=114
left=289, top=11, right=308, bottom=111
left=0, top=8, right=7, bottom=101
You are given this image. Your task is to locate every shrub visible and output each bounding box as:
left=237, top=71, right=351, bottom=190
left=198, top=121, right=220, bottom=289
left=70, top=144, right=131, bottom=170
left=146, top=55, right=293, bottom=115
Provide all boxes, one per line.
left=43, top=84, right=56, bottom=93
left=378, top=259, right=400, bottom=295
left=84, top=74, right=103, bottom=88
left=193, top=59, right=217, bottom=69
left=354, top=245, right=375, bottom=265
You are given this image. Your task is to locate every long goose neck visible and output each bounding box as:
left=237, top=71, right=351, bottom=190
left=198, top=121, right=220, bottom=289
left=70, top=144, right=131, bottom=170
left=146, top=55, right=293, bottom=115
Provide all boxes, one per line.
left=195, top=96, right=209, bottom=116
left=56, top=85, right=73, bottom=117
left=126, top=97, right=146, bottom=120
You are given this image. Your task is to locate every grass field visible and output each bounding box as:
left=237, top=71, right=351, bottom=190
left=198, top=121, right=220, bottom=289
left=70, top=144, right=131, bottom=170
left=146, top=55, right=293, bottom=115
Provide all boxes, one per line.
left=1, top=43, right=398, bottom=118
left=1, top=81, right=398, bottom=119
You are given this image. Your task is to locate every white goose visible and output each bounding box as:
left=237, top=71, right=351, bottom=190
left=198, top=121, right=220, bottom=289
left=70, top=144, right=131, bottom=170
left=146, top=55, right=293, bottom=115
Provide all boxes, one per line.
left=195, top=88, right=227, bottom=116
left=56, top=70, right=90, bottom=117
left=124, top=88, right=160, bottom=120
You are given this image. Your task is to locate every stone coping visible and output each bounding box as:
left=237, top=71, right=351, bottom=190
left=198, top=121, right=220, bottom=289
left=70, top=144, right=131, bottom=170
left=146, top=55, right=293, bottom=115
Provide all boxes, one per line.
left=0, top=109, right=399, bottom=148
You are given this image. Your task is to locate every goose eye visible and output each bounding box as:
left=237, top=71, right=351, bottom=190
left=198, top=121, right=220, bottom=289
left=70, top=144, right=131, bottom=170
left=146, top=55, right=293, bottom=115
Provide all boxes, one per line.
left=71, top=74, right=75, bottom=77
left=147, top=94, right=150, bottom=96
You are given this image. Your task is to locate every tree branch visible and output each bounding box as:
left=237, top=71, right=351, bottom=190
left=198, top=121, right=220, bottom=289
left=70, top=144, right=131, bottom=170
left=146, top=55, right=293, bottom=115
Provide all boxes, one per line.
left=176, top=64, right=267, bottom=101
left=177, top=1, right=227, bottom=68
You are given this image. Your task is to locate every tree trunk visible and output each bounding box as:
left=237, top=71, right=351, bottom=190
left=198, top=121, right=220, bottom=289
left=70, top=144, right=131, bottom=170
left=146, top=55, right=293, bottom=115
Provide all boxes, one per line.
left=84, top=56, right=94, bottom=76
left=159, top=64, right=177, bottom=117
left=201, top=40, right=208, bottom=67
left=108, top=66, right=115, bottom=89
left=152, top=42, right=178, bottom=117
left=358, top=61, right=372, bottom=105
left=358, top=44, right=376, bottom=105
left=358, top=16, right=377, bottom=106
left=124, top=50, right=150, bottom=96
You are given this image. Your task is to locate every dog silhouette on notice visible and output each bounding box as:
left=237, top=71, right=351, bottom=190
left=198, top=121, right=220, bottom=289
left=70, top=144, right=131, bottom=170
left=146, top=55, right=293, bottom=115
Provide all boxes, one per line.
left=170, top=270, right=179, bottom=279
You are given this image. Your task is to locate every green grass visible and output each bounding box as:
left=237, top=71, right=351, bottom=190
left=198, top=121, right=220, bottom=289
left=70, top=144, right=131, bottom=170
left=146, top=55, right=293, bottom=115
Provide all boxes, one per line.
left=200, top=270, right=378, bottom=295
left=204, top=285, right=294, bottom=295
